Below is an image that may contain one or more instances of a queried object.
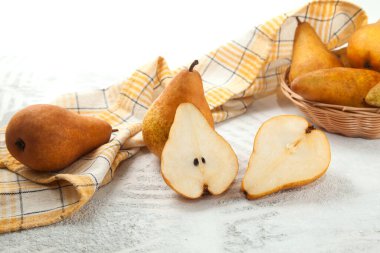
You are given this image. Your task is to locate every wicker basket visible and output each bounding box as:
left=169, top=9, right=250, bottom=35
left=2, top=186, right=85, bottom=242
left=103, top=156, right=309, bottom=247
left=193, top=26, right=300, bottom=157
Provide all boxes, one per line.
left=280, top=68, right=380, bottom=139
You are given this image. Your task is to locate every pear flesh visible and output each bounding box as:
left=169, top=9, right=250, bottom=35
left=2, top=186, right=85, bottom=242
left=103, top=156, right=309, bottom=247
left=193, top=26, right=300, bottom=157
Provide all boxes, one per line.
left=242, top=115, right=331, bottom=199
left=161, top=103, right=238, bottom=199
left=5, top=104, right=112, bottom=171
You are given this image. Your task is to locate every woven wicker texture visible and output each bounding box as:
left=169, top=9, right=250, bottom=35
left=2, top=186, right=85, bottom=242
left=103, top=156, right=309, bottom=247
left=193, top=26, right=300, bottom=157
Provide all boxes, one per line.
left=281, top=68, right=380, bottom=138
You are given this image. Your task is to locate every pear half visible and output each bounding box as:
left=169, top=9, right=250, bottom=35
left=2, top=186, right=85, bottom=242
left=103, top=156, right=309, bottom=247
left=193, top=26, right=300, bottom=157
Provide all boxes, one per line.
left=242, top=115, right=331, bottom=199
left=161, top=103, right=238, bottom=199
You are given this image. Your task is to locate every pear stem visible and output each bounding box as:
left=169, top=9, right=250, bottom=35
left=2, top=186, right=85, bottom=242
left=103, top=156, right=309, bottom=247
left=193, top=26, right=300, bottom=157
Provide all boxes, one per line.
left=305, top=125, right=315, bottom=134
left=112, top=129, right=119, bottom=132
left=296, top=16, right=302, bottom=25
left=189, top=60, right=199, bottom=72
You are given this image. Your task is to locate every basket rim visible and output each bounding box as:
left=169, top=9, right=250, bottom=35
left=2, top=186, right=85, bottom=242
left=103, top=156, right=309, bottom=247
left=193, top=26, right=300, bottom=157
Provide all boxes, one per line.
left=280, top=67, right=380, bottom=115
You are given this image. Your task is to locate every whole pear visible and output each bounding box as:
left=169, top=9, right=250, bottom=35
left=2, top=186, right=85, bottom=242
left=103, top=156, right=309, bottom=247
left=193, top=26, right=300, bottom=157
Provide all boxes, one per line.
left=142, top=60, right=214, bottom=157
left=365, top=82, right=380, bottom=107
left=6, top=104, right=112, bottom=171
left=291, top=67, right=380, bottom=107
left=289, top=17, right=342, bottom=82
left=347, top=21, right=380, bottom=71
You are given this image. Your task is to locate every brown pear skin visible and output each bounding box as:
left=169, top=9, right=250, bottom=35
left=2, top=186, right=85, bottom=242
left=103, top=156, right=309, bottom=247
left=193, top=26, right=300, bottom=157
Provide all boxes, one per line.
left=291, top=67, right=380, bottom=107
left=5, top=104, right=112, bottom=171
left=142, top=60, right=214, bottom=157
left=289, top=17, right=342, bottom=82
left=365, top=82, right=380, bottom=107
left=347, top=21, right=380, bottom=71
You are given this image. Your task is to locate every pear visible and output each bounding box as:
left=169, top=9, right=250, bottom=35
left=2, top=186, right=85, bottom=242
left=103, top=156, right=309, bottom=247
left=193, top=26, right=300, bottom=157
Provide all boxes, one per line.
left=365, top=82, right=380, bottom=107
left=289, top=17, right=342, bottom=82
left=333, top=47, right=351, bottom=67
left=5, top=104, right=112, bottom=171
left=291, top=67, right=380, bottom=107
left=347, top=21, right=380, bottom=71
left=161, top=103, right=238, bottom=199
left=242, top=115, right=331, bottom=199
left=142, top=60, right=214, bottom=157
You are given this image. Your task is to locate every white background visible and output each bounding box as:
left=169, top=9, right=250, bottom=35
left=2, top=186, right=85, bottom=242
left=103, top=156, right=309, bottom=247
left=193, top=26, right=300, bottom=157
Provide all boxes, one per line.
left=0, top=0, right=378, bottom=83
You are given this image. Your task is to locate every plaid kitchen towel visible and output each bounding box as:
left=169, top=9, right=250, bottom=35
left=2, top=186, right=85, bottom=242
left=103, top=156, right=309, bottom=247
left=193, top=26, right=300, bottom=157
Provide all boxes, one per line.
left=0, top=0, right=367, bottom=233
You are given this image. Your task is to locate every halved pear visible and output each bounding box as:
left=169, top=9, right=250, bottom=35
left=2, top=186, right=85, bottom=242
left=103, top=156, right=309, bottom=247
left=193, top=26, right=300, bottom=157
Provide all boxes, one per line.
left=242, top=115, right=331, bottom=199
left=161, top=103, right=238, bottom=199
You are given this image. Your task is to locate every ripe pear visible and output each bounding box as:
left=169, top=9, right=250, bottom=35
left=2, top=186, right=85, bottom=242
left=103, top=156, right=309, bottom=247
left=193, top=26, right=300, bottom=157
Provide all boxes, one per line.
left=161, top=103, right=238, bottom=199
left=289, top=17, right=342, bottom=82
left=365, top=82, right=380, bottom=107
left=242, top=115, right=330, bottom=199
left=5, top=104, right=112, bottom=171
left=291, top=67, right=380, bottom=107
left=142, top=60, right=214, bottom=157
left=347, top=21, right=380, bottom=71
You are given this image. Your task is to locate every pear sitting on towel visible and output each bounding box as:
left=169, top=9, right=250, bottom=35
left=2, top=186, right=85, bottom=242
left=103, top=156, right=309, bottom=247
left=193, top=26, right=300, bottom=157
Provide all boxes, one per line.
left=5, top=104, right=112, bottom=172
left=142, top=60, right=214, bottom=157
left=161, top=103, right=238, bottom=199
left=242, top=115, right=331, bottom=199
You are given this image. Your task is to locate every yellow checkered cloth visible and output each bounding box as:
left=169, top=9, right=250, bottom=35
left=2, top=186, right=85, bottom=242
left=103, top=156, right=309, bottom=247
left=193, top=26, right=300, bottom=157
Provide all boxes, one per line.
left=0, top=0, right=367, bottom=233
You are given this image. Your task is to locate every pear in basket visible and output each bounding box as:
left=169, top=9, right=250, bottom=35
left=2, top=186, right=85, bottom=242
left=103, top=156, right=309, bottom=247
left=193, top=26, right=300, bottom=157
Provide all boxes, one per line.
left=347, top=21, right=380, bottom=72
left=291, top=67, right=380, bottom=107
left=289, top=17, right=342, bottom=82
